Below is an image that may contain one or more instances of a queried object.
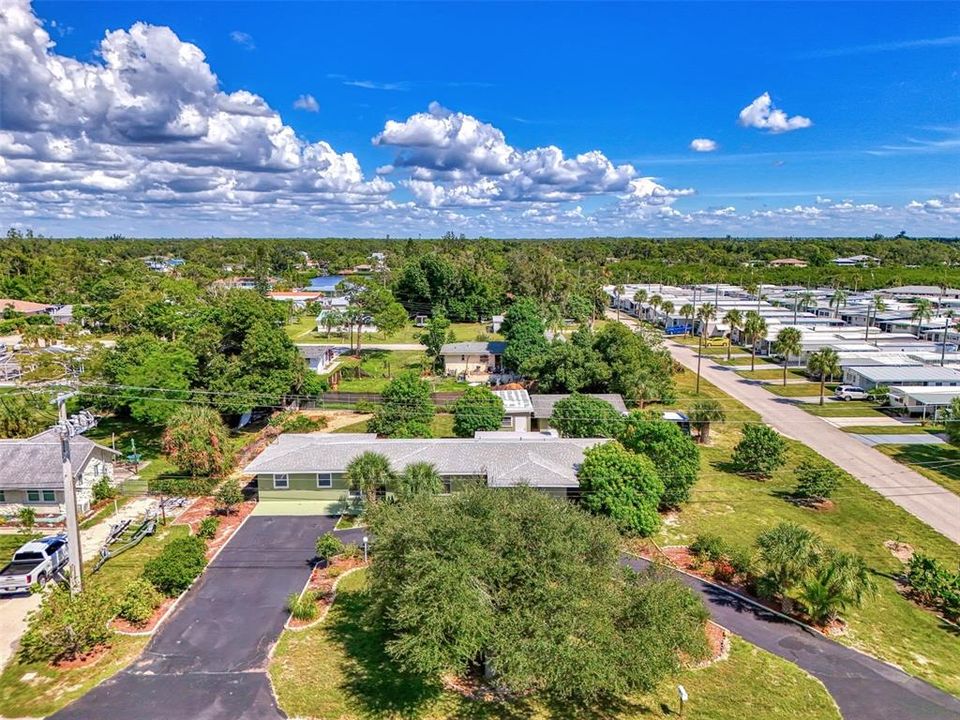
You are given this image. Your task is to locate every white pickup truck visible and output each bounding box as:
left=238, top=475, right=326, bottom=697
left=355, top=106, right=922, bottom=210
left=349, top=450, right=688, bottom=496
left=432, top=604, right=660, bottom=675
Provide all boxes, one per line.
left=0, top=535, right=69, bottom=594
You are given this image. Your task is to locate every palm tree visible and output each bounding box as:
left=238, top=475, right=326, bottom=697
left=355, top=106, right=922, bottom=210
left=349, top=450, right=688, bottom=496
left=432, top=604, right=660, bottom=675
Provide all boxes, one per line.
left=660, top=300, right=675, bottom=318
left=756, top=522, right=822, bottom=614
left=743, top=310, right=768, bottom=372
left=864, top=295, right=886, bottom=342
left=394, top=461, right=443, bottom=501
left=807, top=348, right=841, bottom=406
left=773, top=327, right=802, bottom=386
left=342, top=306, right=360, bottom=353
left=322, top=309, right=344, bottom=338
left=723, top=308, right=743, bottom=361
left=829, top=288, right=848, bottom=319
left=649, top=294, right=663, bottom=315
left=679, top=303, right=695, bottom=335
left=695, top=303, right=717, bottom=394
left=688, top=398, right=725, bottom=445
left=614, top=283, right=626, bottom=322
left=799, top=550, right=875, bottom=625
left=798, top=291, right=816, bottom=314
left=633, top=289, right=648, bottom=316
left=346, top=451, right=394, bottom=506
left=911, top=298, right=934, bottom=339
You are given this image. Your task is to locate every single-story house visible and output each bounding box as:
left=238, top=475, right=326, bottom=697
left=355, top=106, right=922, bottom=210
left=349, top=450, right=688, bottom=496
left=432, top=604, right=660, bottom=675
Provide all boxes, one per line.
left=441, top=341, right=507, bottom=382
left=768, top=258, right=808, bottom=268
left=297, top=344, right=342, bottom=374
left=842, top=364, right=960, bottom=390
left=0, top=298, right=54, bottom=316
left=268, top=290, right=326, bottom=309
left=242, top=431, right=604, bottom=514
left=528, top=393, right=628, bottom=431
left=833, top=254, right=879, bottom=267
left=0, top=429, right=119, bottom=518
left=493, top=389, right=534, bottom=431
left=888, top=385, right=960, bottom=418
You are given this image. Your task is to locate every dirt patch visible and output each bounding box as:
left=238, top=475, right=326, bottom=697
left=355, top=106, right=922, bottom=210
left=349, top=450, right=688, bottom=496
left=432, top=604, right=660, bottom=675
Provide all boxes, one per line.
left=300, top=409, right=373, bottom=432
left=288, top=555, right=367, bottom=629
left=884, top=540, right=915, bottom=564
left=52, top=643, right=112, bottom=669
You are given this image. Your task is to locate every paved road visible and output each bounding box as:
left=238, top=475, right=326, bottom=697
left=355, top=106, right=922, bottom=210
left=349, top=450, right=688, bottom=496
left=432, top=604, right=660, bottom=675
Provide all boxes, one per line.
left=52, top=515, right=336, bottom=720
left=624, top=555, right=960, bottom=720
left=615, top=312, right=959, bottom=542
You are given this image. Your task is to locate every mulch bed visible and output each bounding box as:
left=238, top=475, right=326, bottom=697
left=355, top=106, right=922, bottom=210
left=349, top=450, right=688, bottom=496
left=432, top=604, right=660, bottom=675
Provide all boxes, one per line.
left=52, top=643, right=113, bottom=669
left=110, top=597, right=177, bottom=634
left=174, top=497, right=256, bottom=559
left=288, top=555, right=367, bottom=629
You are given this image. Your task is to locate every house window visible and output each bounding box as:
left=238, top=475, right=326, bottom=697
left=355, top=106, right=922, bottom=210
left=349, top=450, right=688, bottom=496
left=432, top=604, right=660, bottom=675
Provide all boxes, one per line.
left=27, top=490, right=56, bottom=503
left=501, top=415, right=514, bottom=428
left=93, top=463, right=101, bottom=477
left=273, top=474, right=289, bottom=490
left=441, top=478, right=452, bottom=495
left=316, top=473, right=332, bottom=489
left=0, top=490, right=4, bottom=502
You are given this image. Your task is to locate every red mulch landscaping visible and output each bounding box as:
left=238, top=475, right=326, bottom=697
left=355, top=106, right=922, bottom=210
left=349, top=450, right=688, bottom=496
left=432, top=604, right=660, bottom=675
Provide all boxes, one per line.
left=174, top=497, right=256, bottom=559
left=53, top=643, right=112, bottom=669
left=110, top=596, right=177, bottom=634
left=288, top=555, right=367, bottom=629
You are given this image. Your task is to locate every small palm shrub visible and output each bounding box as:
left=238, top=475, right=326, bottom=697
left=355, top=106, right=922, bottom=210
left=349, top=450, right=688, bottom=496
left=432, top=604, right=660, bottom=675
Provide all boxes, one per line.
left=117, top=578, right=164, bottom=626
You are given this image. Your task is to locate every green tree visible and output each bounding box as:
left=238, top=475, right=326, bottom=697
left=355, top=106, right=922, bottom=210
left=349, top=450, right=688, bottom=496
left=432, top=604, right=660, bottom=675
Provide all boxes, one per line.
left=368, top=372, right=435, bottom=437
left=394, top=461, right=444, bottom=501
left=687, top=398, right=725, bottom=445
left=161, top=405, right=232, bottom=478
left=620, top=415, right=700, bottom=508
left=794, top=460, right=842, bottom=502
left=911, top=298, right=934, bottom=339
left=730, top=424, right=786, bottom=478
left=807, top=347, right=841, bottom=406
left=452, top=386, right=504, bottom=437
left=829, top=287, right=847, bottom=318
left=346, top=451, right=394, bottom=505
left=722, top=308, right=743, bottom=361
left=551, top=393, right=625, bottom=438
left=773, top=327, right=802, bottom=387
left=119, top=342, right=197, bottom=425
left=374, top=301, right=408, bottom=339
left=799, top=550, right=875, bottom=625
left=419, top=313, right=451, bottom=371
left=943, top=396, right=960, bottom=444
left=19, top=585, right=114, bottom=663
left=214, top=480, right=244, bottom=514
left=18, top=506, right=36, bottom=533
left=593, top=322, right=675, bottom=408
left=743, top=310, right=768, bottom=372
left=755, top=522, right=823, bottom=613
left=501, top=297, right=547, bottom=372
left=521, top=328, right=611, bottom=392
left=367, top=485, right=707, bottom=700
left=679, top=303, right=695, bottom=334
left=577, top=441, right=664, bottom=536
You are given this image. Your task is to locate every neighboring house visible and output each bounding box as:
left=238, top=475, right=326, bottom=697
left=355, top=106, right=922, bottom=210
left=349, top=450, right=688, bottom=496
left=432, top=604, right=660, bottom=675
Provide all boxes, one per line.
left=49, top=305, right=73, bottom=325
left=441, top=341, right=507, bottom=382
left=211, top=276, right=275, bottom=291
left=493, top=389, right=534, bottom=431
left=267, top=290, right=326, bottom=310
left=842, top=364, right=960, bottom=390
left=243, top=431, right=605, bottom=513
left=0, top=429, right=119, bottom=518
left=0, top=298, right=54, bottom=316
left=768, top=258, right=808, bottom=268
left=888, top=385, right=960, bottom=418
left=528, top=394, right=628, bottom=431
left=833, top=254, right=879, bottom=267
left=297, top=344, right=342, bottom=374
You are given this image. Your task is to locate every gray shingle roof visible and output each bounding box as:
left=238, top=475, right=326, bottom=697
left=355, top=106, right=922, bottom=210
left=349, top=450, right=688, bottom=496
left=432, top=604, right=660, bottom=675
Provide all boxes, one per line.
left=440, top=341, right=507, bottom=355
left=847, top=365, right=960, bottom=383
left=242, top=432, right=604, bottom=488
left=0, top=429, right=118, bottom=490
left=528, top=394, right=628, bottom=419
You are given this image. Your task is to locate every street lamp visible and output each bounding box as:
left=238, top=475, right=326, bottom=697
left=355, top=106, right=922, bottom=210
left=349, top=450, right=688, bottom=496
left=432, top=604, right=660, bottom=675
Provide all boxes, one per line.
left=362, top=535, right=369, bottom=563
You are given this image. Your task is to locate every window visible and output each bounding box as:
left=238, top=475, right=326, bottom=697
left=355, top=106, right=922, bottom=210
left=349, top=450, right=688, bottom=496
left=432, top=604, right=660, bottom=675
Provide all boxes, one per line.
left=26, top=490, right=56, bottom=503
left=273, top=474, right=289, bottom=490
left=441, top=478, right=453, bottom=495
left=0, top=490, right=4, bottom=502
left=500, top=415, right=514, bottom=428
left=93, top=463, right=101, bottom=477
left=316, top=473, right=332, bottom=489
left=43, top=490, right=55, bottom=502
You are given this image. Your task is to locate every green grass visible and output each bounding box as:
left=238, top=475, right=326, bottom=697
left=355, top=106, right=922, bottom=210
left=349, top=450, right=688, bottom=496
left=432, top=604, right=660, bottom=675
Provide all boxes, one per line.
left=874, top=443, right=960, bottom=497
left=799, top=402, right=886, bottom=418
left=79, top=495, right=135, bottom=530
left=0, top=532, right=41, bottom=562
left=288, top=316, right=499, bottom=345
left=735, top=368, right=807, bottom=381
left=328, top=350, right=468, bottom=394
left=839, top=425, right=938, bottom=435
left=763, top=382, right=836, bottom=398
left=0, top=523, right=190, bottom=718
left=332, top=414, right=456, bottom=438
left=655, top=420, right=960, bottom=695
left=269, top=569, right=839, bottom=720
left=666, top=365, right=761, bottom=425
left=712, top=355, right=773, bottom=367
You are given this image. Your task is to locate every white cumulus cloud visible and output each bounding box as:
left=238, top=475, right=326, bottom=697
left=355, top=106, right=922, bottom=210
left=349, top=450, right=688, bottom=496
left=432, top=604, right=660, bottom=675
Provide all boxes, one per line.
left=689, top=138, right=718, bottom=152
left=738, top=92, right=812, bottom=133
left=293, top=94, right=319, bottom=112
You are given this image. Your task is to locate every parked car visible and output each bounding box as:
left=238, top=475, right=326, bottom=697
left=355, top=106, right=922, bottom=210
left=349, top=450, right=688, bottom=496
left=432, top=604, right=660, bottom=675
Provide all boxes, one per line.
left=834, top=385, right=869, bottom=401
left=665, top=325, right=692, bottom=336
left=0, top=535, right=68, bottom=594
left=705, top=336, right=729, bottom=347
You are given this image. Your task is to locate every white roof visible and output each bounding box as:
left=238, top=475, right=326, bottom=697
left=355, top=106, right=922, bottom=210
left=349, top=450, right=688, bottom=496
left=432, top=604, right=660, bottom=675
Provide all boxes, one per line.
left=493, top=389, right=534, bottom=414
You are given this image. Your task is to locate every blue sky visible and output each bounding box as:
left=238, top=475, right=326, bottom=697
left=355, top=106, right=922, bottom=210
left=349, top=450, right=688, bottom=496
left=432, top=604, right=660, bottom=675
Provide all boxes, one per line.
left=2, top=1, right=958, bottom=237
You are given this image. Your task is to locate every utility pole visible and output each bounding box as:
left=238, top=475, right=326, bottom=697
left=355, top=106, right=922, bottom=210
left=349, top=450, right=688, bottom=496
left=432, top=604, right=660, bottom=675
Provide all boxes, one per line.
left=54, top=392, right=84, bottom=595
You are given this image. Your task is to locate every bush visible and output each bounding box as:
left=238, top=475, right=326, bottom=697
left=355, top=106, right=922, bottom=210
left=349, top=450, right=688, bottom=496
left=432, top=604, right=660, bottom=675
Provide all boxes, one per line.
left=162, top=405, right=232, bottom=478
left=315, top=532, right=344, bottom=561
left=117, top=578, right=163, bottom=626
left=354, top=400, right=377, bottom=414
left=287, top=590, right=319, bottom=621
left=271, top=411, right=328, bottom=433
left=794, top=461, right=842, bottom=501
left=197, top=516, right=220, bottom=540
left=728, top=546, right=755, bottom=578
left=690, top=533, right=728, bottom=563
left=452, top=386, right=504, bottom=437
left=907, top=552, right=960, bottom=620
left=214, top=480, right=244, bottom=514
left=731, top=425, right=786, bottom=478
left=18, top=506, right=36, bottom=532
left=143, top=536, right=208, bottom=597
left=92, top=477, right=117, bottom=503
left=149, top=476, right=218, bottom=497
left=619, top=415, right=700, bottom=508
left=19, top=585, right=114, bottom=663
left=341, top=542, right=363, bottom=560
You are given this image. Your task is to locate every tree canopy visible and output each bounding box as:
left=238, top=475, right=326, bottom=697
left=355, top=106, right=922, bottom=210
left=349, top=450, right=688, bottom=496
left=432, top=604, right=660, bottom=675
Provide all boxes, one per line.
left=452, top=386, right=504, bottom=437
left=550, top=393, right=624, bottom=438
left=368, top=372, right=434, bottom=438
left=576, top=441, right=664, bottom=536
left=619, top=415, right=700, bottom=508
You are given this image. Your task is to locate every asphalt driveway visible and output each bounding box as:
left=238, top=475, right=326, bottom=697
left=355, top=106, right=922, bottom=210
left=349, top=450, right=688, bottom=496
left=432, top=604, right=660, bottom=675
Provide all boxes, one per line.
left=623, top=555, right=960, bottom=720
left=52, top=514, right=337, bottom=720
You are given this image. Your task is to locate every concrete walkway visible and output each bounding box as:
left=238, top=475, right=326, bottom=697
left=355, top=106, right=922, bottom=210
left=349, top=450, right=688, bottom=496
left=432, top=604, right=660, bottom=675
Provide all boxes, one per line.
left=612, top=312, right=960, bottom=542
left=625, top=555, right=960, bottom=720
left=825, top=416, right=921, bottom=428
left=854, top=433, right=946, bottom=447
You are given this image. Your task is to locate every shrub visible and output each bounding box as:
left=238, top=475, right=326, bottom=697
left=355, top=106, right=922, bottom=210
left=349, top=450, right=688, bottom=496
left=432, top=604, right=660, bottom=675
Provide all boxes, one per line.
left=794, top=461, right=842, bottom=502
left=731, top=425, right=786, bottom=478
left=287, top=591, right=319, bottom=621
left=354, top=400, right=377, bottom=414
left=92, top=477, right=116, bottom=503
left=117, top=578, right=163, bottom=626
left=907, top=552, right=960, bottom=620
left=143, top=536, right=208, bottom=597
left=18, top=506, right=36, bottom=532
left=162, top=405, right=232, bottom=478
left=576, top=441, right=664, bottom=537
left=326, top=565, right=343, bottom=579
left=341, top=542, right=363, bottom=560
left=19, top=585, right=114, bottom=663
left=619, top=416, right=700, bottom=508
left=452, top=386, right=505, bottom=437
left=728, top=546, right=755, bottom=578
left=315, top=532, right=344, bottom=561
left=690, top=533, right=728, bottom=563
left=271, top=412, right=328, bottom=433
left=197, top=516, right=220, bottom=540
left=149, top=476, right=218, bottom=497
left=214, top=480, right=244, bottom=514
left=713, top=559, right=736, bottom=583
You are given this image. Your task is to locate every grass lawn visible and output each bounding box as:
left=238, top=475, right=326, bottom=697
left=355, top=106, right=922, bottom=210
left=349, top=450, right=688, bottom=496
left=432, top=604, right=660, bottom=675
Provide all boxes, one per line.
left=839, top=425, right=939, bottom=435
left=332, top=414, right=456, bottom=438
left=799, top=402, right=886, bottom=418
left=329, top=350, right=468, bottom=394
left=85, top=415, right=164, bottom=459
left=0, top=523, right=191, bottom=718
left=735, top=368, right=807, bottom=381
left=288, top=316, right=499, bottom=346
left=712, top=355, right=773, bottom=367
left=665, top=366, right=761, bottom=426
left=0, top=532, right=41, bottom=562
left=874, top=443, right=960, bottom=497
left=269, top=569, right=839, bottom=720
left=763, top=382, right=835, bottom=398
left=655, top=417, right=960, bottom=695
